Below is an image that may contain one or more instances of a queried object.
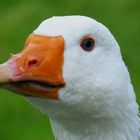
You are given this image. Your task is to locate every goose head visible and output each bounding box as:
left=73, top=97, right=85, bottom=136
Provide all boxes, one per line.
left=0, top=16, right=139, bottom=140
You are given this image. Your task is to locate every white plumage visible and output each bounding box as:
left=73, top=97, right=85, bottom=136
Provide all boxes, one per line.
left=0, top=15, right=139, bottom=140
left=27, top=16, right=139, bottom=140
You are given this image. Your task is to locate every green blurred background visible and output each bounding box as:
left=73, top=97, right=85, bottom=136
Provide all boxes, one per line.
left=0, top=0, right=139, bottom=139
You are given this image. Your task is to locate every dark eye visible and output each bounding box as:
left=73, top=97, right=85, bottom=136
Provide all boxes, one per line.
left=80, top=36, right=95, bottom=51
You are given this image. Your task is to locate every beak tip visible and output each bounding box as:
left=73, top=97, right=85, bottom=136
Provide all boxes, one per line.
left=0, top=62, right=13, bottom=83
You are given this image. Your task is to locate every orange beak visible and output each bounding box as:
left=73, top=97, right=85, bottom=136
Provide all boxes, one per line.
left=0, top=34, right=65, bottom=99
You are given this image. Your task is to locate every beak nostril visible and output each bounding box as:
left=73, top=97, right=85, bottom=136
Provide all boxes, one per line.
left=28, top=59, right=38, bottom=67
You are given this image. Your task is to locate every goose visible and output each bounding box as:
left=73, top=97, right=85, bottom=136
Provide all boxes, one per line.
left=0, top=16, right=139, bottom=140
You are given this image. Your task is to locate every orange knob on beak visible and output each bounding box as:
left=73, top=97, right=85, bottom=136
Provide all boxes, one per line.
left=0, top=34, right=65, bottom=99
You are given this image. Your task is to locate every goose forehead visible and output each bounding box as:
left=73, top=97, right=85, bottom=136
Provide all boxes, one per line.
left=34, top=16, right=100, bottom=37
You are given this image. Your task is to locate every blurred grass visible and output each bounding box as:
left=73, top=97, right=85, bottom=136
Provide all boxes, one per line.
left=0, top=0, right=139, bottom=139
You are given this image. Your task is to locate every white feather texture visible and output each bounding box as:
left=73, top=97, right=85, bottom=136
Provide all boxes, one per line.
left=26, top=16, right=140, bottom=140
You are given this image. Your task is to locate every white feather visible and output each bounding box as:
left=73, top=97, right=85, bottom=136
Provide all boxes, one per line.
left=26, top=16, right=140, bottom=140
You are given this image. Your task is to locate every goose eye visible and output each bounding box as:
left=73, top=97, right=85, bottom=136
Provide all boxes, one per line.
left=80, top=37, right=95, bottom=51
